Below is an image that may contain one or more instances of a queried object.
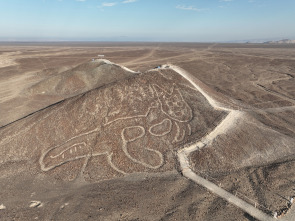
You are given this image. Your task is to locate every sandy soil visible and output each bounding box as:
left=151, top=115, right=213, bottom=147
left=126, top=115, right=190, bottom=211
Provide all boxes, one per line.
left=1, top=42, right=295, bottom=221
left=1, top=42, right=294, bottom=127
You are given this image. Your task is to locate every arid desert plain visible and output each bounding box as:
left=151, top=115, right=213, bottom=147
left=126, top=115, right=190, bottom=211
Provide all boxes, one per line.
left=0, top=42, right=295, bottom=221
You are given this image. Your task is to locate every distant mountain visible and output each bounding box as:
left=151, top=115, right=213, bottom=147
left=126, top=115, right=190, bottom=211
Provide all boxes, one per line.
left=264, top=39, right=295, bottom=44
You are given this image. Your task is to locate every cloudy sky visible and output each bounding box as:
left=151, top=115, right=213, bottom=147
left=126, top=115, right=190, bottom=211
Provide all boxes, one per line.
left=0, top=0, right=294, bottom=42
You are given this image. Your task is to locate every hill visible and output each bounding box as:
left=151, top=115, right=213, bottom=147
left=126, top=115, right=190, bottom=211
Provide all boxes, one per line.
left=0, top=59, right=137, bottom=127
left=1, top=60, right=295, bottom=220
left=0, top=64, right=226, bottom=182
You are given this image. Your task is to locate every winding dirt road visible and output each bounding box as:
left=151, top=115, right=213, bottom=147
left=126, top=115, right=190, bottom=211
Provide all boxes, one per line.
left=168, top=65, right=278, bottom=221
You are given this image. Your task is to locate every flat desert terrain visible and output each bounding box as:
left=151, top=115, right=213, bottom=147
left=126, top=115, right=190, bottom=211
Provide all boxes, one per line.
left=0, top=42, right=295, bottom=221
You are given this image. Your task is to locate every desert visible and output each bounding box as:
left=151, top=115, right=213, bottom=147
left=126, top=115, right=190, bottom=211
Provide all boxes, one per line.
left=0, top=42, right=295, bottom=221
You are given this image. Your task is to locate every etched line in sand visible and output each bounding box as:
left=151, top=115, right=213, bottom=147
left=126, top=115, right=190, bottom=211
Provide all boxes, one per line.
left=49, top=142, right=87, bottom=159
left=172, top=121, right=185, bottom=144
left=39, top=79, right=193, bottom=176
left=148, top=118, right=172, bottom=137
left=104, top=102, right=158, bottom=126
left=152, top=84, right=193, bottom=123
left=107, top=153, right=127, bottom=175
left=121, top=126, right=164, bottom=169
left=187, top=124, right=192, bottom=136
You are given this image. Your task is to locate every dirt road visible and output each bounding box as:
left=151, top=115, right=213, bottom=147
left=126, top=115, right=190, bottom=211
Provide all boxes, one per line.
left=171, top=65, right=277, bottom=221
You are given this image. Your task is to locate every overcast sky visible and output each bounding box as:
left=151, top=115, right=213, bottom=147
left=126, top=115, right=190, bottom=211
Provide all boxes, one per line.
left=0, top=0, right=294, bottom=42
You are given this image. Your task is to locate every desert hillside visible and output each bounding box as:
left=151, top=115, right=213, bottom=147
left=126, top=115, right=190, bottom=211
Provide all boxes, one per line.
left=0, top=59, right=137, bottom=127
left=1, top=43, right=295, bottom=221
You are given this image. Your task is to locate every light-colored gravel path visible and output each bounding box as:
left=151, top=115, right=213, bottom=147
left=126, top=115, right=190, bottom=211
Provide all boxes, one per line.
left=167, top=65, right=277, bottom=221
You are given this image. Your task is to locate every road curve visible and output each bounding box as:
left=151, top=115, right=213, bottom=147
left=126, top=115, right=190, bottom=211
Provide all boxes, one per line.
left=167, top=65, right=277, bottom=221
left=178, top=150, right=276, bottom=221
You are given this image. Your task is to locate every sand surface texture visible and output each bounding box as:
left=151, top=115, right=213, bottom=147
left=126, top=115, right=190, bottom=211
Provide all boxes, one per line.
left=1, top=42, right=295, bottom=220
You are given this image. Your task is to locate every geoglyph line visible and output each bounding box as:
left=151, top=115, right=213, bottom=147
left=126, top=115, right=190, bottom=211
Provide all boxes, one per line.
left=49, top=142, right=86, bottom=159
left=149, top=119, right=172, bottom=137
left=35, top=59, right=290, bottom=219
left=0, top=56, right=287, bottom=219
left=38, top=70, right=193, bottom=176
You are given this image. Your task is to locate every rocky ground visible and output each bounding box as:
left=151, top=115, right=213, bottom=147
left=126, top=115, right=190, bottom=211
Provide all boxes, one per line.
left=0, top=42, right=295, bottom=220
